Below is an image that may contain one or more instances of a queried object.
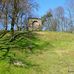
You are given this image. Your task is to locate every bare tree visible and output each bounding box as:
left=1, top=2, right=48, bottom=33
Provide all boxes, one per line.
left=54, top=6, right=65, bottom=31
left=66, top=0, right=74, bottom=32
left=0, top=0, right=38, bottom=36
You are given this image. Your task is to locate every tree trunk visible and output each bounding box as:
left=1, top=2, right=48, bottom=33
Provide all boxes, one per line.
left=5, top=12, right=8, bottom=31
left=11, top=17, right=15, bottom=36
left=16, top=16, right=20, bottom=31
left=11, top=0, right=17, bottom=36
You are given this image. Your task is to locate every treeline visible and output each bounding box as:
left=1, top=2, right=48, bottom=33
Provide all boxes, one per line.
left=41, top=0, right=74, bottom=33
left=0, top=0, right=38, bottom=35
left=0, top=0, right=74, bottom=34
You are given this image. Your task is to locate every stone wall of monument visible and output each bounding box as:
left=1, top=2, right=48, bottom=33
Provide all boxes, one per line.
left=28, top=18, right=42, bottom=30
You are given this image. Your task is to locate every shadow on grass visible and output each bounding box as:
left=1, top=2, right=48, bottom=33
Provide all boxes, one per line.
left=0, top=31, right=53, bottom=71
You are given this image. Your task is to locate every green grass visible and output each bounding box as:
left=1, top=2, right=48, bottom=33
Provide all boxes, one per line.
left=0, top=31, right=74, bottom=74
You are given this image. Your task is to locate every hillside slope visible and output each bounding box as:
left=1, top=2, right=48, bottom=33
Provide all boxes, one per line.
left=0, top=31, right=74, bottom=74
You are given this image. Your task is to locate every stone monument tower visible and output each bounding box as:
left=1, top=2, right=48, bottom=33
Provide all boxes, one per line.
left=28, top=18, right=42, bottom=31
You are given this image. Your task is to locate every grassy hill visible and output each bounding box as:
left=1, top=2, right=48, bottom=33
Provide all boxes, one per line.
left=0, top=31, right=74, bottom=74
